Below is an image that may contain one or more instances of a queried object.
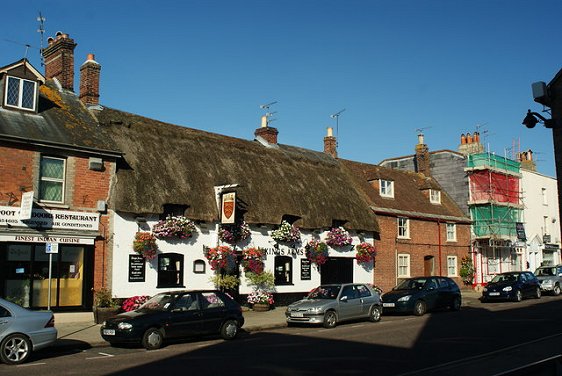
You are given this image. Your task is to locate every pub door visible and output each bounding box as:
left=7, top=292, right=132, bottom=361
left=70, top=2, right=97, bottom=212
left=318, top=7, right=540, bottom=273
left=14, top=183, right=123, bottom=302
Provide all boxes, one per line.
left=321, top=257, right=353, bottom=285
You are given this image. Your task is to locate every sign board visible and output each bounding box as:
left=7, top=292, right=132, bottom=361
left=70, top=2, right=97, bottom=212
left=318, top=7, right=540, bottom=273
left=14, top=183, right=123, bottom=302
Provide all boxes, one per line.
left=0, top=206, right=99, bottom=230
left=300, top=259, right=311, bottom=280
left=543, top=234, right=552, bottom=243
left=20, top=192, right=34, bottom=220
left=516, top=222, right=526, bottom=241
left=0, top=235, right=94, bottom=245
left=128, top=254, right=146, bottom=282
left=221, top=192, right=236, bottom=224
left=45, top=242, right=59, bottom=254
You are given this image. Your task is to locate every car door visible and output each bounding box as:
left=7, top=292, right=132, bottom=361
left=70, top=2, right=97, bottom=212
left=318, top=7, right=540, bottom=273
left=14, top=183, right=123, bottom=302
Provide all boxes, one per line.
left=198, top=292, right=229, bottom=334
left=356, top=284, right=376, bottom=316
left=166, top=292, right=203, bottom=338
left=0, top=304, right=14, bottom=338
left=422, top=278, right=440, bottom=310
left=435, top=278, right=452, bottom=309
left=338, top=285, right=363, bottom=320
left=518, top=273, right=532, bottom=297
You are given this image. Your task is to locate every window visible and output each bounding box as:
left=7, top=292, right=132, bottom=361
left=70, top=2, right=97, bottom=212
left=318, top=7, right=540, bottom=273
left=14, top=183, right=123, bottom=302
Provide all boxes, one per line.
left=39, top=156, right=66, bottom=203
left=447, top=256, right=457, bottom=276
left=397, top=217, right=409, bottom=238
left=430, top=189, right=441, bottom=204
left=380, top=179, right=394, bottom=198
left=193, top=259, right=206, bottom=274
left=446, top=223, right=457, bottom=242
left=157, top=253, right=184, bottom=288
left=542, top=188, right=548, bottom=206
left=200, top=292, right=226, bottom=309
left=274, top=256, right=292, bottom=285
left=398, top=254, right=410, bottom=277
left=5, top=76, right=37, bottom=111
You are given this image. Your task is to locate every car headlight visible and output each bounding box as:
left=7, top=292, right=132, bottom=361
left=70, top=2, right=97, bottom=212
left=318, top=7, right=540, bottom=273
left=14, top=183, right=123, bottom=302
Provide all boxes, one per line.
left=117, top=322, right=133, bottom=330
left=307, top=307, right=323, bottom=313
left=398, top=295, right=411, bottom=302
left=502, top=286, right=512, bottom=292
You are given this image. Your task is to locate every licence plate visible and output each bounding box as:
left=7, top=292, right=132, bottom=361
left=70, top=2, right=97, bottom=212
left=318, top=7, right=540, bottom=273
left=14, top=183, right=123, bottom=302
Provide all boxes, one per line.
left=291, top=312, right=304, bottom=318
left=489, top=292, right=500, bottom=296
left=103, top=329, right=115, bottom=336
left=383, top=303, right=395, bottom=308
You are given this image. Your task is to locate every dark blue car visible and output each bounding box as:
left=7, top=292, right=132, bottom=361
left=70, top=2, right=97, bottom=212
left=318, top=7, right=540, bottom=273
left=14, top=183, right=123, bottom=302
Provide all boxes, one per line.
left=481, top=271, right=541, bottom=302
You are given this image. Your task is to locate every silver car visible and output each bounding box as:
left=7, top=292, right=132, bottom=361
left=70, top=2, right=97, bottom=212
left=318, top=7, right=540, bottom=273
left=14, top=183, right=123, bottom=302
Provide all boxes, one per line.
left=0, top=298, right=57, bottom=365
left=535, top=265, right=562, bottom=295
left=285, top=283, right=382, bottom=328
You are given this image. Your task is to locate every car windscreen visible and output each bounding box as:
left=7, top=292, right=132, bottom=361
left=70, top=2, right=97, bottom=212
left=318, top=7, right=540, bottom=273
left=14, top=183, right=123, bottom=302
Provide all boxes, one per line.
left=395, top=278, right=427, bottom=290
left=307, top=285, right=341, bottom=299
left=535, top=267, right=556, bottom=276
left=139, top=294, right=176, bottom=311
left=490, top=273, right=519, bottom=283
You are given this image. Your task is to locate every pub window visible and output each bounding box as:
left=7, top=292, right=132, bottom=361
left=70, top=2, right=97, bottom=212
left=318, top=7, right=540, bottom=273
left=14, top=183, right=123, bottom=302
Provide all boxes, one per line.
left=157, top=253, right=184, bottom=288
left=193, top=259, right=206, bottom=274
left=39, top=156, right=66, bottom=203
left=274, top=256, right=292, bottom=285
left=4, top=76, right=37, bottom=111
left=161, top=204, right=188, bottom=219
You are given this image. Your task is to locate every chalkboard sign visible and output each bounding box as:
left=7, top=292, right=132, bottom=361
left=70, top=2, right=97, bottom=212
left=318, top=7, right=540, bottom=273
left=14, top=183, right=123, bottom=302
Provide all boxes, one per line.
left=301, top=259, right=311, bottom=280
left=129, top=254, right=146, bottom=282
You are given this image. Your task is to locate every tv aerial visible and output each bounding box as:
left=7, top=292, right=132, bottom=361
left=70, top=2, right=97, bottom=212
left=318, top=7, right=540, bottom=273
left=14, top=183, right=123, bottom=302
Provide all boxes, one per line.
left=37, top=12, right=46, bottom=65
left=259, top=101, right=278, bottom=127
left=330, top=109, right=345, bottom=140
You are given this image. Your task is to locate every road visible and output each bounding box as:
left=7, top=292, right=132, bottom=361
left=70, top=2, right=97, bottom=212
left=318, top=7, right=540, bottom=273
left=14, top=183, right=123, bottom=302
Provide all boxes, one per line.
left=2, top=295, right=562, bottom=375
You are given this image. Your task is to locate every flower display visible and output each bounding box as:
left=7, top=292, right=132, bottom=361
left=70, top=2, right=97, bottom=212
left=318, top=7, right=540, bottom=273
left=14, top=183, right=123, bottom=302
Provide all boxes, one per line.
left=271, top=220, right=301, bottom=243
left=326, top=227, right=353, bottom=247
left=305, top=239, right=329, bottom=265
left=204, top=245, right=237, bottom=271
left=152, top=215, right=196, bottom=239
left=355, top=242, right=377, bottom=264
left=132, top=232, right=158, bottom=260
left=242, top=247, right=265, bottom=274
left=247, top=289, right=274, bottom=305
left=218, top=221, right=251, bottom=244
left=122, top=295, right=150, bottom=312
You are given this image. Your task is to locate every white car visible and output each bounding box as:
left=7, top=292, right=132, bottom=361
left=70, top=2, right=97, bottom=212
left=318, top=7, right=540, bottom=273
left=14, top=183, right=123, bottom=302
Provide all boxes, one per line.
left=0, top=298, right=57, bottom=365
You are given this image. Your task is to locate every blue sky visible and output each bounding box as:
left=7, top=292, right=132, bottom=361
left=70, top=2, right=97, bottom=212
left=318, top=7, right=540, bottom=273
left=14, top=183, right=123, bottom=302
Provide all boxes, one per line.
left=3, top=0, right=561, bottom=176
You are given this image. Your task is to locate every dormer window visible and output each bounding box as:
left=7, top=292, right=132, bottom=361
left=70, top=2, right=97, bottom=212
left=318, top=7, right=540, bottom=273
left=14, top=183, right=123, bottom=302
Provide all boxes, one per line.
left=429, top=189, right=441, bottom=204
left=5, top=76, right=37, bottom=111
left=380, top=179, right=394, bottom=198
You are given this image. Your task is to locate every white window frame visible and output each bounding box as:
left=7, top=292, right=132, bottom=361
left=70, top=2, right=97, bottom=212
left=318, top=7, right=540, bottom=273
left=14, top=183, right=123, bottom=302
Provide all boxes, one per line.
left=39, top=156, right=66, bottom=203
left=397, top=217, right=410, bottom=239
left=430, top=189, right=441, bottom=204
left=446, top=223, right=457, bottom=242
left=542, top=188, right=548, bottom=206
left=4, top=76, right=37, bottom=111
left=447, top=256, right=458, bottom=277
left=380, top=179, right=394, bottom=198
left=398, top=254, right=410, bottom=278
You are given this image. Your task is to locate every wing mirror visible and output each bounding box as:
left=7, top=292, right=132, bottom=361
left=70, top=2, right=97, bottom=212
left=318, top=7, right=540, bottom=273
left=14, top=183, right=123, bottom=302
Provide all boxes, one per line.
left=340, top=296, right=348, bottom=302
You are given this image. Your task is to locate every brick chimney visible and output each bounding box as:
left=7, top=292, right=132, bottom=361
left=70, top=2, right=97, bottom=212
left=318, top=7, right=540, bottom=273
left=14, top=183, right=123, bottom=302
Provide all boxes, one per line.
left=518, top=149, right=537, bottom=171
left=42, top=31, right=77, bottom=91
left=254, top=115, right=278, bottom=144
left=80, top=54, right=101, bottom=106
left=458, top=131, right=485, bottom=155
left=415, top=132, right=430, bottom=176
left=324, top=127, right=337, bottom=158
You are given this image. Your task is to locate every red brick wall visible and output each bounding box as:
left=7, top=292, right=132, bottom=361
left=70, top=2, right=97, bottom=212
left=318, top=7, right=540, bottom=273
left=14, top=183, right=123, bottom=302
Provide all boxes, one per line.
left=374, top=213, right=471, bottom=293
left=0, top=146, right=35, bottom=206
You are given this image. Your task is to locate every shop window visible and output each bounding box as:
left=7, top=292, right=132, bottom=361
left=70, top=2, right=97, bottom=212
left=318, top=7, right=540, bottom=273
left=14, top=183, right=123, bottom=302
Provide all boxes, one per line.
left=39, top=156, right=66, bottom=203
left=4, top=76, right=37, bottom=111
left=274, top=256, right=292, bottom=285
left=157, top=253, right=184, bottom=288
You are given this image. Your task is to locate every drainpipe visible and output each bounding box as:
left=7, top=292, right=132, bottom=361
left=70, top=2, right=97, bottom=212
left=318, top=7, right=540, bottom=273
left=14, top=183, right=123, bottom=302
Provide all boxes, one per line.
left=438, top=220, right=442, bottom=275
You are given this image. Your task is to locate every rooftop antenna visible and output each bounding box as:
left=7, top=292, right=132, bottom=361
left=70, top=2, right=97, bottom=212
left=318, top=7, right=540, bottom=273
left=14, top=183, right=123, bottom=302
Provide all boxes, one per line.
left=259, top=101, right=278, bottom=127
left=415, top=126, right=432, bottom=135
left=330, top=108, right=345, bottom=142
left=37, top=12, right=46, bottom=66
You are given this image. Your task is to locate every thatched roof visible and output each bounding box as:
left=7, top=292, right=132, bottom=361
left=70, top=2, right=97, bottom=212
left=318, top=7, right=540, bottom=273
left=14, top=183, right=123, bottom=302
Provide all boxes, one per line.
left=96, top=107, right=379, bottom=232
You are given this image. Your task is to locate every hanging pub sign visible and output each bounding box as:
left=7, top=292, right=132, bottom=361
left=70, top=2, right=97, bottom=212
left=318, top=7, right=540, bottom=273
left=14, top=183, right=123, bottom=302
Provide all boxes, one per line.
left=221, top=192, right=236, bottom=224
left=516, top=222, right=526, bottom=241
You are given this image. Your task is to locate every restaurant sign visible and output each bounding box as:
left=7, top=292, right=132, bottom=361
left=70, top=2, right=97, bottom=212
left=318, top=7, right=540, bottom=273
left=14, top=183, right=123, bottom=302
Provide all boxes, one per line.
left=0, top=234, right=94, bottom=245
left=0, top=206, right=99, bottom=231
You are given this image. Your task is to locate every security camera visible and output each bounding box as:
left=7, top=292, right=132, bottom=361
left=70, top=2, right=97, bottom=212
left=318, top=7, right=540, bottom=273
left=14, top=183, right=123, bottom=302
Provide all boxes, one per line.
left=522, top=110, right=539, bottom=129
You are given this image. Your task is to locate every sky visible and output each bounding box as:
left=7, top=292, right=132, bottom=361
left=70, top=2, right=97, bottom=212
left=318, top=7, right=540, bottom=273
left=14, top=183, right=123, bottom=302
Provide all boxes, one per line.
left=3, top=0, right=562, bottom=177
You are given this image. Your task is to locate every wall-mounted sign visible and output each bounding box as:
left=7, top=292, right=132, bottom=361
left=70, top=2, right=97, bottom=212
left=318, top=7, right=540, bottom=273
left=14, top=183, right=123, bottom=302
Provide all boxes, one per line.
left=221, top=192, right=236, bottom=224
left=0, top=234, right=94, bottom=245
left=543, top=234, right=551, bottom=243
left=45, top=242, right=59, bottom=254
left=20, top=192, right=34, bottom=220
left=516, top=222, right=526, bottom=241
left=0, top=206, right=99, bottom=230
left=128, top=254, right=146, bottom=282
left=301, top=259, right=311, bottom=280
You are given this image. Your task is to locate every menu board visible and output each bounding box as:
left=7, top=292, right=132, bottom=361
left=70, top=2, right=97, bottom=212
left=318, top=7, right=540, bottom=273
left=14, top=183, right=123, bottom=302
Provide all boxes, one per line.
left=301, top=259, right=311, bottom=280
left=128, top=254, right=146, bottom=282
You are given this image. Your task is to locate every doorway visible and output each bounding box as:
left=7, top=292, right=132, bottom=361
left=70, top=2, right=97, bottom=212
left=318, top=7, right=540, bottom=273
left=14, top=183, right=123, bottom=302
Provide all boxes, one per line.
left=424, top=255, right=434, bottom=276
left=321, top=258, right=353, bottom=284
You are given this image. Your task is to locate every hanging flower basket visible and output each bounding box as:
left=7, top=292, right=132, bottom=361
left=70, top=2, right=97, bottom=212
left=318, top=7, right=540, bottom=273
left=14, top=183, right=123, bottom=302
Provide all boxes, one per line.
left=132, top=232, right=158, bottom=260
left=204, top=245, right=237, bottom=271
left=218, top=221, right=251, bottom=244
left=305, top=239, right=329, bottom=265
left=326, top=227, right=353, bottom=247
left=242, top=247, right=265, bottom=274
left=152, top=215, right=196, bottom=239
left=355, top=242, right=377, bottom=264
left=271, top=220, right=301, bottom=243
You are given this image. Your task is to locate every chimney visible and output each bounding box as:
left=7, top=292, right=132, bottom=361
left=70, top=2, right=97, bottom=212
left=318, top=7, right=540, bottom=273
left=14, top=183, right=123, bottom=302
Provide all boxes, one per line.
left=459, top=131, right=484, bottom=155
left=415, top=133, right=430, bottom=176
left=80, top=54, right=101, bottom=106
left=42, top=31, right=77, bottom=91
left=519, top=149, right=537, bottom=172
left=324, top=127, right=337, bottom=158
left=254, top=115, right=279, bottom=144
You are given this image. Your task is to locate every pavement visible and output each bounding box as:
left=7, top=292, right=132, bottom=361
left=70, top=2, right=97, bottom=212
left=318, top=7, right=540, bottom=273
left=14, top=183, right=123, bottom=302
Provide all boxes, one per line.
left=52, top=289, right=483, bottom=350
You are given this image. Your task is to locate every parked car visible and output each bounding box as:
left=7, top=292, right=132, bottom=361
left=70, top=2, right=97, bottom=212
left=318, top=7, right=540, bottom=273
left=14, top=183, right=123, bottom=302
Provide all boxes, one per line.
left=381, top=276, right=461, bottom=316
left=100, top=290, right=244, bottom=350
left=285, top=283, right=382, bottom=328
left=481, top=271, right=541, bottom=302
left=0, top=298, right=57, bottom=365
left=534, top=265, right=562, bottom=296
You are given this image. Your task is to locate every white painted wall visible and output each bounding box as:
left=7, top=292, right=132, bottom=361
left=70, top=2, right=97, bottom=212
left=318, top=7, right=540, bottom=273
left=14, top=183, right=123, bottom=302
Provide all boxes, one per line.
left=110, top=212, right=374, bottom=299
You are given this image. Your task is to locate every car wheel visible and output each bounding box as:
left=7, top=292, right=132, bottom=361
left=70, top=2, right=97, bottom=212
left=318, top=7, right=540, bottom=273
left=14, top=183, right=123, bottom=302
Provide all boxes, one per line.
left=142, top=327, right=164, bottom=350
left=451, top=296, right=462, bottom=311
left=535, top=287, right=541, bottom=299
left=0, top=333, right=32, bottom=365
left=413, top=300, right=426, bottom=316
left=514, top=290, right=523, bottom=302
left=220, top=320, right=238, bottom=340
left=323, top=310, right=337, bottom=328
left=554, top=284, right=561, bottom=296
left=369, top=305, right=382, bottom=322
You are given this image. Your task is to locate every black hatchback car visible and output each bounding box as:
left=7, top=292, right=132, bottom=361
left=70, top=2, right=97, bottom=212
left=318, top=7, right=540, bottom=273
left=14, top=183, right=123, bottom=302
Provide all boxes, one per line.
left=100, top=290, right=244, bottom=349
left=381, top=276, right=461, bottom=316
left=481, top=271, right=541, bottom=302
